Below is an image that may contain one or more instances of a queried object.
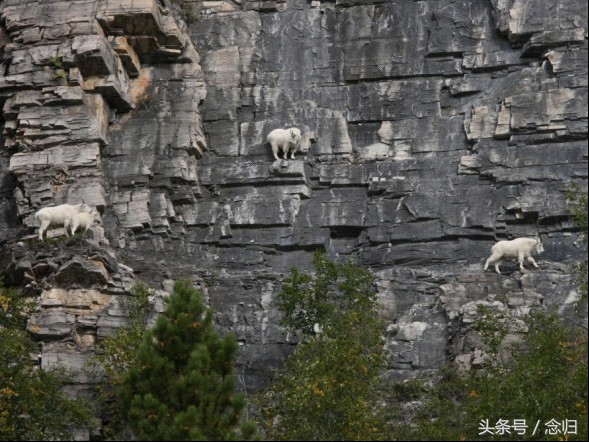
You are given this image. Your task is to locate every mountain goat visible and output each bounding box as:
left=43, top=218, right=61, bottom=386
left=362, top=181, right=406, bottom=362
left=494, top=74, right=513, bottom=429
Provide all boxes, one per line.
left=267, top=127, right=303, bottom=161
left=483, top=237, right=544, bottom=274
left=34, top=203, right=92, bottom=240
left=66, top=209, right=100, bottom=236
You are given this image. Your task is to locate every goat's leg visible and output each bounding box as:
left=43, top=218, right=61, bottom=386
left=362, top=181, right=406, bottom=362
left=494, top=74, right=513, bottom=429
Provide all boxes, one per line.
left=271, top=143, right=280, bottom=161
left=38, top=221, right=50, bottom=241
left=527, top=256, right=538, bottom=268
left=518, top=253, right=527, bottom=271
left=483, top=257, right=492, bottom=271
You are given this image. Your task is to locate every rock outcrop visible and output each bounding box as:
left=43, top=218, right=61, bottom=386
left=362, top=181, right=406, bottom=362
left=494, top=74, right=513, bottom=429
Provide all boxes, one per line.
left=0, top=0, right=587, bottom=418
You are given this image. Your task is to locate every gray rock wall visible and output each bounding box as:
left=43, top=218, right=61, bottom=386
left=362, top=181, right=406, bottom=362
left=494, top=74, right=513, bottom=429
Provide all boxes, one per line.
left=185, top=0, right=587, bottom=387
left=0, top=0, right=587, bottom=401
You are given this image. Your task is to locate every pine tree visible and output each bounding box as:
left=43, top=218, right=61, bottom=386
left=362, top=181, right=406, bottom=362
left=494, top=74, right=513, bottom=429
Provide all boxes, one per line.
left=117, top=280, right=256, bottom=440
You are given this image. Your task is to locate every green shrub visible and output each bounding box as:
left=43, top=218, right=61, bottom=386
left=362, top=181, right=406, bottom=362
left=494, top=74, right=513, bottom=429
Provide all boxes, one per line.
left=566, top=184, right=588, bottom=306
left=399, top=312, right=588, bottom=441
left=255, top=251, right=390, bottom=440
left=87, top=282, right=154, bottom=440
left=1, top=279, right=94, bottom=440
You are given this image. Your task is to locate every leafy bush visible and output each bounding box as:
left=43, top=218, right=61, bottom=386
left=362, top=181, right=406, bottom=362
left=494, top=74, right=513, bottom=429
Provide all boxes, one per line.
left=398, top=312, right=588, bottom=441
left=566, top=184, right=588, bottom=305
left=87, top=282, right=154, bottom=440
left=255, top=251, right=390, bottom=440
left=392, top=184, right=588, bottom=440
left=1, top=279, right=94, bottom=440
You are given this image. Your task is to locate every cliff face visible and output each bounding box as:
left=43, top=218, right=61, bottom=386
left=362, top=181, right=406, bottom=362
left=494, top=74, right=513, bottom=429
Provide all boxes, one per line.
left=0, top=0, right=587, bottom=400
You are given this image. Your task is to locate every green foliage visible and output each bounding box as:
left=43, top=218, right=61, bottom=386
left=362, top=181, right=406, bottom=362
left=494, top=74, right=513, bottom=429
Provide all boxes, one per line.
left=171, top=0, right=199, bottom=24
left=256, top=251, right=389, bottom=440
left=390, top=186, right=588, bottom=440
left=0, top=282, right=34, bottom=330
left=278, top=250, right=378, bottom=337
left=566, top=184, right=588, bottom=238
left=27, top=233, right=86, bottom=251
left=566, top=184, right=588, bottom=305
left=47, top=56, right=63, bottom=69
left=1, top=279, right=94, bottom=440
left=117, top=279, right=256, bottom=441
left=398, top=312, right=588, bottom=441
left=475, top=305, right=510, bottom=357
left=91, top=282, right=152, bottom=381
left=87, top=282, right=154, bottom=440
left=47, top=55, right=67, bottom=80
left=576, top=258, right=588, bottom=309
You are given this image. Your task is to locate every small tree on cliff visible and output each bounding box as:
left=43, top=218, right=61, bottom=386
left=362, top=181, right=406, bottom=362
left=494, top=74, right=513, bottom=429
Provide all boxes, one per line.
left=87, top=282, right=154, bottom=440
left=566, top=184, right=588, bottom=304
left=256, top=251, right=389, bottom=440
left=117, top=279, right=256, bottom=441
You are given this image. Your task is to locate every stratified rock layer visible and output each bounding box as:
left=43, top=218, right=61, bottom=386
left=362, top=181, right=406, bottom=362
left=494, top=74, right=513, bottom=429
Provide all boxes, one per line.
left=1, top=0, right=587, bottom=407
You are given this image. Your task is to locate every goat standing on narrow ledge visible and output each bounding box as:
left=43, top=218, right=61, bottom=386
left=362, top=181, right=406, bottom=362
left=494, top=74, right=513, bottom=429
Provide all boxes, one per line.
left=483, top=237, right=544, bottom=274
left=34, top=203, right=92, bottom=241
left=267, top=127, right=302, bottom=161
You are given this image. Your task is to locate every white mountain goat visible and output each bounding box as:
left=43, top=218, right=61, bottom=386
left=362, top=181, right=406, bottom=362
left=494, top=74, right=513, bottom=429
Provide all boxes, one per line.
left=267, top=127, right=303, bottom=160
left=66, top=209, right=100, bottom=236
left=34, top=203, right=92, bottom=240
left=483, top=237, right=544, bottom=274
